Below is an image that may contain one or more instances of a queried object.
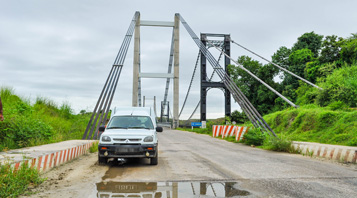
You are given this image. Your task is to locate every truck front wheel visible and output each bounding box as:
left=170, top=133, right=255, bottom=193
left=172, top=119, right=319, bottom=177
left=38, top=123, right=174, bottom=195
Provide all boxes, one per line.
left=150, top=153, right=158, bottom=165
left=98, top=155, right=107, bottom=164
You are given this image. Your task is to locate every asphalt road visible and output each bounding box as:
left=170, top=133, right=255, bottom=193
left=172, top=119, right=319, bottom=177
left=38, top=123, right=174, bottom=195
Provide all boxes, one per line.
left=105, top=129, right=357, bottom=197
left=27, top=129, right=357, bottom=198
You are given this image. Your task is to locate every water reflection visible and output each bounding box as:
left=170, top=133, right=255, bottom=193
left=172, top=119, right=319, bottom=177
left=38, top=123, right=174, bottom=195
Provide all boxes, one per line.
left=96, top=181, right=250, bottom=198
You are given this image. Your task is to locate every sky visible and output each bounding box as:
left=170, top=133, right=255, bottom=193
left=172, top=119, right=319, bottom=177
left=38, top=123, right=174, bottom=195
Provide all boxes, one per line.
left=1, top=0, right=356, bottom=119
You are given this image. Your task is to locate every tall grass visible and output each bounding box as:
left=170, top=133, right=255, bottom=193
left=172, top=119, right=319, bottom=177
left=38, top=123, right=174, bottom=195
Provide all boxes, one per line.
left=0, top=162, right=45, bottom=197
left=264, top=104, right=357, bottom=146
left=0, top=87, right=91, bottom=151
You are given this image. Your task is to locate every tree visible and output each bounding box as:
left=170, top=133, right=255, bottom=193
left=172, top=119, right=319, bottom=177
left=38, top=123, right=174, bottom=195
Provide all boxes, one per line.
left=319, top=35, right=344, bottom=64
left=292, top=31, right=323, bottom=57
left=272, top=46, right=292, bottom=68
left=231, top=110, right=248, bottom=123
left=283, top=49, right=315, bottom=91
left=228, top=56, right=280, bottom=114
left=340, top=33, right=357, bottom=65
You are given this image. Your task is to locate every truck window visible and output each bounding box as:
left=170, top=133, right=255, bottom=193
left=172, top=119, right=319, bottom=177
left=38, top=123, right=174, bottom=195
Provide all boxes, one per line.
left=107, top=116, right=154, bottom=129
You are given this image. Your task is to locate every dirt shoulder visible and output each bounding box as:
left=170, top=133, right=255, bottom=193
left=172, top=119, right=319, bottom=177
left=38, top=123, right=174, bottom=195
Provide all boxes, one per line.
left=22, top=152, right=108, bottom=198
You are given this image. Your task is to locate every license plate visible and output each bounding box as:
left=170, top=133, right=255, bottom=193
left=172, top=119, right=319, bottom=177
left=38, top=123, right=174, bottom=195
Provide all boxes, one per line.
left=115, top=185, right=138, bottom=191
left=116, top=148, right=139, bottom=153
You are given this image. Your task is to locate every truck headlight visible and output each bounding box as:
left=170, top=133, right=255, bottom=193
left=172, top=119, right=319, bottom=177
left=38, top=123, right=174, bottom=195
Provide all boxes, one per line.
left=102, top=136, right=111, bottom=142
left=144, top=136, right=153, bottom=142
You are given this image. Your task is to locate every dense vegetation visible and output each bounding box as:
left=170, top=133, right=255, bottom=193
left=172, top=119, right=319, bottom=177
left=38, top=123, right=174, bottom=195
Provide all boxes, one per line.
left=0, top=87, right=90, bottom=151
left=228, top=32, right=357, bottom=115
left=226, top=32, right=356, bottom=146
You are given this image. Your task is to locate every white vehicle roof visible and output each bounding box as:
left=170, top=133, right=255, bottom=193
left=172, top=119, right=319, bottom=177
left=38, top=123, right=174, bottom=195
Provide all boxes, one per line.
left=111, top=107, right=157, bottom=123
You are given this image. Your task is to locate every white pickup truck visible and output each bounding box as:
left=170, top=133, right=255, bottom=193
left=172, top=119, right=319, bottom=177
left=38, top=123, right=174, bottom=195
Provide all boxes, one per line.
left=98, top=107, right=163, bottom=165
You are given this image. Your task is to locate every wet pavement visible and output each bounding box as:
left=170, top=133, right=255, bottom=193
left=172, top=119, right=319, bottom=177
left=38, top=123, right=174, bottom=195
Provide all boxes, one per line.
left=96, top=181, right=250, bottom=198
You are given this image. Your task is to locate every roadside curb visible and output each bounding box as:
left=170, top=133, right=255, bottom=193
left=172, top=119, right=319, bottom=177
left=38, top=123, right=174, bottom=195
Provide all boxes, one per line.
left=292, top=141, right=357, bottom=163
left=0, top=140, right=96, bottom=173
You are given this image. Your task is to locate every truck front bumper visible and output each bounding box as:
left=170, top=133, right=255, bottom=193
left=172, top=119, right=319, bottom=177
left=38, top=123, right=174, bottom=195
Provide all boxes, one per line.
left=98, top=144, right=157, bottom=158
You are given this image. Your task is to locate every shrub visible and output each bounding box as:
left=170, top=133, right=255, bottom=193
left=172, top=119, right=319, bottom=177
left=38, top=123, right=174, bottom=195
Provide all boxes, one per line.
left=263, top=136, right=293, bottom=152
left=242, top=128, right=265, bottom=146
left=89, top=141, right=99, bottom=153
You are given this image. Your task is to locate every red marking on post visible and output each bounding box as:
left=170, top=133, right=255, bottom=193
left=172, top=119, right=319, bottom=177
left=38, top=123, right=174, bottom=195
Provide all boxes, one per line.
left=14, top=162, right=20, bottom=172
left=344, top=150, right=350, bottom=162
left=49, top=153, right=54, bottom=168
left=336, top=149, right=342, bottom=161
left=43, top=155, right=49, bottom=171
left=316, top=147, right=321, bottom=156
left=37, top=156, right=43, bottom=171
left=73, top=147, right=77, bottom=158
left=330, top=149, right=335, bottom=159
left=54, top=152, right=59, bottom=167
left=31, top=158, right=36, bottom=169
left=59, top=150, right=63, bottom=165
left=63, top=150, right=67, bottom=163
left=66, top=149, right=70, bottom=162
left=322, top=148, right=328, bottom=157
left=77, top=146, right=79, bottom=157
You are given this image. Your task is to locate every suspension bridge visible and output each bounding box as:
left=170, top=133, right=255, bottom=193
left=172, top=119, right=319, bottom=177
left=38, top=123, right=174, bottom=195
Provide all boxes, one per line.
left=82, top=12, right=320, bottom=140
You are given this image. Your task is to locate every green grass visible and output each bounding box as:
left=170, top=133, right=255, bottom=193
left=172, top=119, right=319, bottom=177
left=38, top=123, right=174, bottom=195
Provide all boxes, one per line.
left=89, top=141, right=99, bottom=153
left=0, top=162, right=45, bottom=197
left=264, top=104, right=357, bottom=146
left=0, top=87, right=91, bottom=151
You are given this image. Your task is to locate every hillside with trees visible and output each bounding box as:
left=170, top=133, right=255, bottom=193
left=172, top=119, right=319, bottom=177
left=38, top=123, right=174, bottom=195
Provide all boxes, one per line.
left=228, top=32, right=357, bottom=145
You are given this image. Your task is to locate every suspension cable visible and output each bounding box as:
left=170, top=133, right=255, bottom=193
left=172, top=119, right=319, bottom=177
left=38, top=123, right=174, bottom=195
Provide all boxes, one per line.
left=230, top=40, right=322, bottom=90
left=183, top=50, right=223, bottom=121
left=82, top=12, right=139, bottom=140
left=206, top=39, right=298, bottom=108
left=177, top=13, right=276, bottom=136
left=179, top=51, right=201, bottom=118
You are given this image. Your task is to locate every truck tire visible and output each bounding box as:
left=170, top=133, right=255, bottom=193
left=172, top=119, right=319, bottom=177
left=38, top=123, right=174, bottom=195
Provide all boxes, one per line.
left=98, top=155, right=107, bottom=164
left=150, top=153, right=158, bottom=165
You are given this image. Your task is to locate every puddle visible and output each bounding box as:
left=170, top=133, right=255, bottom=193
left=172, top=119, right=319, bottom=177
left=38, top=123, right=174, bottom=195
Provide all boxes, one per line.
left=96, top=181, right=250, bottom=198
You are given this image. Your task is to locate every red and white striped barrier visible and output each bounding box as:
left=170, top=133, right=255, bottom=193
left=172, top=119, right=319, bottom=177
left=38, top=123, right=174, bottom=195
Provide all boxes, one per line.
left=212, top=125, right=250, bottom=140
left=221, top=125, right=236, bottom=138
left=8, top=141, right=95, bottom=173
left=235, top=126, right=250, bottom=141
left=212, top=125, right=222, bottom=137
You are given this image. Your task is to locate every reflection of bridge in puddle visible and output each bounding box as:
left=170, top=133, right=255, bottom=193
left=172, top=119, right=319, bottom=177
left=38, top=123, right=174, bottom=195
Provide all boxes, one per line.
left=96, top=181, right=250, bottom=198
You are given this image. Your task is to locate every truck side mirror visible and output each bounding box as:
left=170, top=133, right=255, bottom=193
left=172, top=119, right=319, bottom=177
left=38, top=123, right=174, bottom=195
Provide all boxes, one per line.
left=99, top=125, right=106, bottom=132
left=156, top=127, right=163, bottom=132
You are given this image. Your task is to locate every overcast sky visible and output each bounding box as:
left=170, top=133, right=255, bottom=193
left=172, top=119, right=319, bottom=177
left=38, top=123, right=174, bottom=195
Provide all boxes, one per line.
left=1, top=0, right=356, bottom=119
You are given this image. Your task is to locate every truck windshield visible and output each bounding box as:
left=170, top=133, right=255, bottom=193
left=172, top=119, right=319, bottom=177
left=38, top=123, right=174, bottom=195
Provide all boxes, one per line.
left=107, top=116, right=154, bottom=129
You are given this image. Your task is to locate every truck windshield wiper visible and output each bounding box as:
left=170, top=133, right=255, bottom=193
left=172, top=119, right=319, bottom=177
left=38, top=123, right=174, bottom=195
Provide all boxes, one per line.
left=107, top=126, right=127, bottom=129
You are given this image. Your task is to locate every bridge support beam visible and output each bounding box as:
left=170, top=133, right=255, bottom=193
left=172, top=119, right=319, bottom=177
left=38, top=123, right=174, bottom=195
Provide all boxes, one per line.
left=132, top=13, right=141, bottom=107
left=173, top=14, right=180, bottom=128
left=200, top=33, right=231, bottom=125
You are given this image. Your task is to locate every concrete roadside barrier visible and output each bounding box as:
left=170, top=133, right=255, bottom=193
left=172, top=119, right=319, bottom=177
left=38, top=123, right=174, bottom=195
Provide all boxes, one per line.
left=210, top=126, right=356, bottom=163
left=0, top=140, right=96, bottom=172
left=292, top=141, right=357, bottom=163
